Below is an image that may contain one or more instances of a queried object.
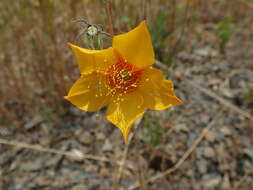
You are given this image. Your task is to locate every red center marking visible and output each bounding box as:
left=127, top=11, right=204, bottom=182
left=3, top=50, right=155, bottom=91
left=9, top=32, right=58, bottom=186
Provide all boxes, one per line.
left=106, top=55, right=143, bottom=94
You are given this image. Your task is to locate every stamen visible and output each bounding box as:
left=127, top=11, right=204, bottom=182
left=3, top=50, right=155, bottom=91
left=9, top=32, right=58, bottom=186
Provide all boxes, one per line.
left=106, top=56, right=143, bottom=95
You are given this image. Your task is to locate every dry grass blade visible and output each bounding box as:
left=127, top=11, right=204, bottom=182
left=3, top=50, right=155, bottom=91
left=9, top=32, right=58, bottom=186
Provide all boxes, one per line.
left=184, top=79, right=253, bottom=122
left=233, top=166, right=253, bottom=190
left=0, top=138, right=112, bottom=163
left=105, top=0, right=114, bottom=35
left=128, top=110, right=223, bottom=190
left=155, top=60, right=253, bottom=122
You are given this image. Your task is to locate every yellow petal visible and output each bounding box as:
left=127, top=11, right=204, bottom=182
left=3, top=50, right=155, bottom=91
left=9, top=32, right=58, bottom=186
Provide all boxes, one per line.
left=68, top=43, right=116, bottom=75
left=139, top=67, right=182, bottom=110
left=65, top=73, right=111, bottom=112
left=112, top=21, right=155, bottom=68
left=106, top=92, right=145, bottom=143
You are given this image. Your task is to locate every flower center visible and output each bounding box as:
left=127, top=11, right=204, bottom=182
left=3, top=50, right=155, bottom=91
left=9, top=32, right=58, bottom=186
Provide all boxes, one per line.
left=106, top=58, right=143, bottom=95
left=119, top=70, right=132, bottom=80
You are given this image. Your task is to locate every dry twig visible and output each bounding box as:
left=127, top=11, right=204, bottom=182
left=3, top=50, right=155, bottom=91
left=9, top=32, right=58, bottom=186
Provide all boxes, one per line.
left=155, top=60, right=253, bottom=122
left=105, top=0, right=114, bottom=35
left=185, top=80, right=253, bottom=122
left=233, top=166, right=253, bottom=190
left=0, top=138, right=112, bottom=163
left=128, top=110, right=223, bottom=190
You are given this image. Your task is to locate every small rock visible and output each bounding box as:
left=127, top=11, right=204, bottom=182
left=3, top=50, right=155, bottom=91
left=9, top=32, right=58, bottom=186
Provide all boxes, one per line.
left=221, top=174, right=231, bottom=189
left=218, top=159, right=231, bottom=171
left=205, top=131, right=216, bottom=142
left=69, top=172, right=96, bottom=184
left=40, top=137, right=51, bottom=146
left=220, top=88, right=233, bottom=98
left=216, top=144, right=226, bottom=159
left=70, top=149, right=85, bottom=161
left=85, top=164, right=99, bottom=173
left=24, top=115, right=43, bottom=130
left=96, top=132, right=106, bottom=141
left=36, top=175, right=53, bottom=186
left=99, top=167, right=110, bottom=176
left=44, top=155, right=62, bottom=167
left=178, top=52, right=202, bottom=62
left=201, top=114, right=210, bottom=124
left=0, top=127, right=11, bottom=136
left=78, top=132, right=93, bottom=145
left=204, top=147, right=215, bottom=158
left=208, top=79, right=221, bottom=85
left=244, top=160, right=252, bottom=170
left=15, top=175, right=30, bottom=190
left=10, top=161, right=17, bottom=170
left=194, top=47, right=218, bottom=58
left=20, top=159, right=44, bottom=171
left=70, top=107, right=84, bottom=116
left=202, top=174, right=222, bottom=188
left=197, top=160, right=207, bottom=174
left=54, top=173, right=71, bottom=186
left=174, top=123, right=189, bottom=133
left=186, top=169, right=194, bottom=177
left=102, top=139, right=113, bottom=152
left=220, top=127, right=232, bottom=136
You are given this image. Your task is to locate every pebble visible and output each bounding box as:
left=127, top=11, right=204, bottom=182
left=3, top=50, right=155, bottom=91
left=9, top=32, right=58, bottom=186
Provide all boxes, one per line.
left=220, top=127, right=232, bottom=136
left=19, top=159, right=44, bottom=171
left=204, top=147, right=215, bottom=158
left=24, top=115, right=43, bottom=130
left=243, top=148, right=253, bottom=159
left=44, top=155, right=62, bottom=167
left=15, top=175, right=28, bottom=188
left=194, top=47, right=218, bottom=58
left=36, top=175, right=53, bottom=186
left=96, top=132, right=106, bottom=141
left=72, top=184, right=89, bottom=190
left=205, top=131, right=216, bottom=142
left=102, top=139, right=113, bottom=152
left=201, top=174, right=222, bottom=188
left=78, top=132, right=93, bottom=145
left=174, top=123, right=189, bottom=133
left=70, top=107, right=84, bottom=116
left=221, top=174, right=231, bottom=189
left=197, top=160, right=208, bottom=174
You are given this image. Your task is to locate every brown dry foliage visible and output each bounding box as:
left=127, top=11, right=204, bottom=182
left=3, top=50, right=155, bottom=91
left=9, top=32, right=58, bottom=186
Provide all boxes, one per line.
left=0, top=0, right=251, bottom=125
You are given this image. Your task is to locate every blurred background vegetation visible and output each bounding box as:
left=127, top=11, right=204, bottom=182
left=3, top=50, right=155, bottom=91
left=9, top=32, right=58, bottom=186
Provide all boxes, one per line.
left=0, top=0, right=249, bottom=125
left=1, top=0, right=251, bottom=128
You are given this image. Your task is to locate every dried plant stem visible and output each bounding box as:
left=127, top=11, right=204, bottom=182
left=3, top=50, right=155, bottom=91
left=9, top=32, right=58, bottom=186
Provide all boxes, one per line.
left=233, top=166, right=253, bottom=190
left=170, top=0, right=177, bottom=32
left=185, top=79, right=253, bottom=122
left=111, top=133, right=133, bottom=190
left=141, top=0, right=147, bottom=20
left=154, top=60, right=253, bottom=122
left=137, top=167, right=148, bottom=190
left=129, top=110, right=223, bottom=190
left=111, top=117, right=143, bottom=190
left=105, top=0, right=114, bottom=35
left=170, top=0, right=190, bottom=62
left=0, top=138, right=111, bottom=163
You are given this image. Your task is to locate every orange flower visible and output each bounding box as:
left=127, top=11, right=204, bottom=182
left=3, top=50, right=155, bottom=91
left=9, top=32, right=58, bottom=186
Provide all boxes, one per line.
left=65, top=21, right=181, bottom=143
